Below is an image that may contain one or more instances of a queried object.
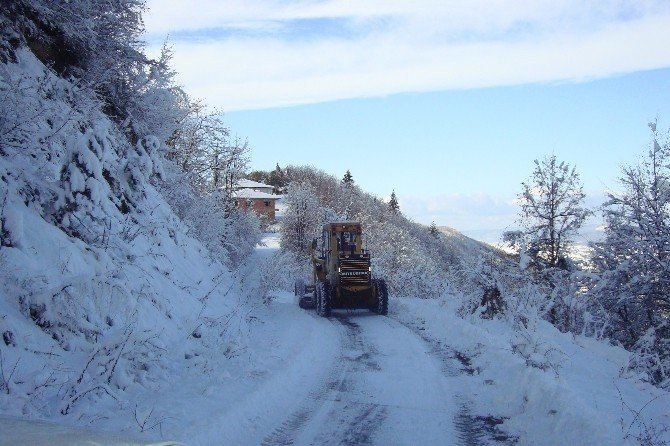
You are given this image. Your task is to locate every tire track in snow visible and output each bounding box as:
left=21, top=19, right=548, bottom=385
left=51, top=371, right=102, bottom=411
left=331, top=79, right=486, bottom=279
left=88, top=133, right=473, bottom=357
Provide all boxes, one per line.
left=454, top=399, right=515, bottom=446
left=259, top=316, right=348, bottom=446
left=261, top=314, right=387, bottom=446
left=312, top=401, right=387, bottom=446
left=315, top=316, right=388, bottom=446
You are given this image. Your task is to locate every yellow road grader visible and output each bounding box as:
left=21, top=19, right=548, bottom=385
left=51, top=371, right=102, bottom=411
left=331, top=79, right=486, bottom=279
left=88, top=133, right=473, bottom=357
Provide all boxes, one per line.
left=294, top=222, right=388, bottom=317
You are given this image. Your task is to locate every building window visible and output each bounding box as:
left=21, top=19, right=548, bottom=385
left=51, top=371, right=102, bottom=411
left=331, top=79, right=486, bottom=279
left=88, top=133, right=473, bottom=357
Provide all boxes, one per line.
left=264, top=201, right=270, bottom=207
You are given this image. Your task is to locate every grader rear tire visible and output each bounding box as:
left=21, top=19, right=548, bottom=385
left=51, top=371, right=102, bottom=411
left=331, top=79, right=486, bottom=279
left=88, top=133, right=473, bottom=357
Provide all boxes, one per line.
left=371, top=279, right=388, bottom=316
left=316, top=281, right=331, bottom=317
left=294, top=279, right=305, bottom=297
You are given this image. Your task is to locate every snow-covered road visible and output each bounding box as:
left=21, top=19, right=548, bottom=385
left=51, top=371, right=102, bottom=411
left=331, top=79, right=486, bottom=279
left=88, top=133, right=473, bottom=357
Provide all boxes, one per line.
left=203, top=234, right=508, bottom=446
left=261, top=312, right=460, bottom=445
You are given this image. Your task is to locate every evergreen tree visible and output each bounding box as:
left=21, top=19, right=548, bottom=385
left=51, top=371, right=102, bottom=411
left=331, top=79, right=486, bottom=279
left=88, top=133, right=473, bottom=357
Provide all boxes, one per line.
left=342, top=170, right=354, bottom=187
left=268, top=163, right=286, bottom=194
left=429, top=221, right=439, bottom=237
left=504, top=155, right=588, bottom=269
left=388, top=190, right=400, bottom=214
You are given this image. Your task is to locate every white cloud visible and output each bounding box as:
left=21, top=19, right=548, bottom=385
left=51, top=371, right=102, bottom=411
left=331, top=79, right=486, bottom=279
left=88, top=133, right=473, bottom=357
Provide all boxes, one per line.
left=400, top=189, right=609, bottom=243
left=400, top=192, right=517, bottom=228
left=143, top=1, right=670, bottom=111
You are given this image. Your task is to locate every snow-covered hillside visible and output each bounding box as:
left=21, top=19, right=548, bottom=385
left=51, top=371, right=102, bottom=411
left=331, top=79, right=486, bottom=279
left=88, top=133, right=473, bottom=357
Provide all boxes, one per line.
left=0, top=4, right=260, bottom=441
left=2, top=50, right=208, bottom=413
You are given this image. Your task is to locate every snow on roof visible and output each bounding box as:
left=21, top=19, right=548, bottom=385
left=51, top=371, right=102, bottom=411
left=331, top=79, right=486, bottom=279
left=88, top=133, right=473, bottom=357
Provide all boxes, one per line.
left=233, top=188, right=281, bottom=200
left=236, top=179, right=272, bottom=189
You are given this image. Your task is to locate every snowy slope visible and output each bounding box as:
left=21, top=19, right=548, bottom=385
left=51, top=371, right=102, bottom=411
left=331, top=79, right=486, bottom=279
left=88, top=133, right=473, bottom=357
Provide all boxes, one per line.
left=0, top=42, right=254, bottom=441
left=392, top=297, right=670, bottom=445
left=437, top=225, right=509, bottom=262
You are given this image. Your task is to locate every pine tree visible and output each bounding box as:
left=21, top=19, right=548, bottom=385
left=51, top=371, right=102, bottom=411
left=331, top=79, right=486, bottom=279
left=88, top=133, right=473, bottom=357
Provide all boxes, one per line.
left=267, top=163, right=286, bottom=194
left=429, top=221, right=439, bottom=237
left=342, top=170, right=354, bottom=187
left=504, top=155, right=588, bottom=269
left=388, top=190, right=400, bottom=214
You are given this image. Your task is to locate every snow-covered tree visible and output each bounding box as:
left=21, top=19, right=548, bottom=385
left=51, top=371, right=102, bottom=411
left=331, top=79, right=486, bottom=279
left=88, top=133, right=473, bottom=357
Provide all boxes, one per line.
left=280, top=182, right=332, bottom=254
left=4, top=0, right=186, bottom=142
left=161, top=104, right=256, bottom=263
left=165, top=99, right=249, bottom=206
left=591, top=122, right=670, bottom=387
left=505, top=155, right=589, bottom=269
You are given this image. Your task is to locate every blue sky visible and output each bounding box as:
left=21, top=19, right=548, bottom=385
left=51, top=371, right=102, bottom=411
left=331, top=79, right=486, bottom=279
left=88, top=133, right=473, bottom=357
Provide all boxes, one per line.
left=223, top=71, right=670, bottom=241
left=144, top=1, right=670, bottom=243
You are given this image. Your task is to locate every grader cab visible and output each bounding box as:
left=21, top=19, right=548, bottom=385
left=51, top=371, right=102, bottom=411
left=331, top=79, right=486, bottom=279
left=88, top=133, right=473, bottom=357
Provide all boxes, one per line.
left=294, top=222, right=388, bottom=317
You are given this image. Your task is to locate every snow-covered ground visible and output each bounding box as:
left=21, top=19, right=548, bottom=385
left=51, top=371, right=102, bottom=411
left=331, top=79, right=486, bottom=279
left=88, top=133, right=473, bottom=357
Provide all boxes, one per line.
left=3, top=234, right=669, bottom=445
left=392, top=298, right=670, bottom=445
left=0, top=415, right=182, bottom=445
left=229, top=234, right=669, bottom=445
left=151, top=234, right=469, bottom=445
left=156, top=234, right=668, bottom=445
left=128, top=233, right=464, bottom=444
